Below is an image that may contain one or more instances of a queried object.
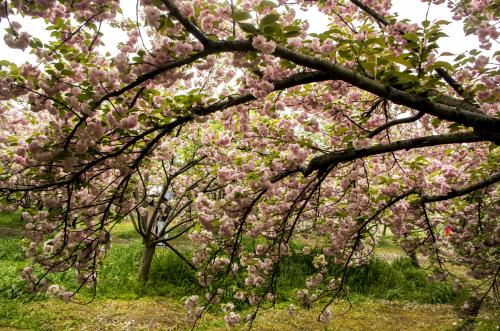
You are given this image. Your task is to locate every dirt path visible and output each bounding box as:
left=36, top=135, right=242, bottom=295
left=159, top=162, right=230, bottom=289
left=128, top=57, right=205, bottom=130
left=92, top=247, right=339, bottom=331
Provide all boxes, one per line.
left=0, top=227, right=21, bottom=238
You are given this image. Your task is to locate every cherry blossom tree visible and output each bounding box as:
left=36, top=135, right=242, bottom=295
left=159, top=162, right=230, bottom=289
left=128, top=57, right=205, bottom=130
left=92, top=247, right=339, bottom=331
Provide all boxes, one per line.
left=0, top=0, right=498, bottom=327
left=130, top=131, right=219, bottom=280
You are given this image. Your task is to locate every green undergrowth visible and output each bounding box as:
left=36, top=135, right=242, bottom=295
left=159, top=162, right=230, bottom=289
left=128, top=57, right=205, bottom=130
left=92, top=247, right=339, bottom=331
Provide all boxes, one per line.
left=276, top=252, right=467, bottom=304
left=0, top=211, right=478, bottom=329
left=0, top=214, right=493, bottom=330
left=109, top=220, right=141, bottom=240
left=0, top=236, right=467, bottom=306
left=0, top=211, right=22, bottom=229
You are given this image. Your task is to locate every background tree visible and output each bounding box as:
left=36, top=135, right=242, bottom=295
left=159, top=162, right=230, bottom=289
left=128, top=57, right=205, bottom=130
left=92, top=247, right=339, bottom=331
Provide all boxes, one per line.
left=131, top=130, right=218, bottom=281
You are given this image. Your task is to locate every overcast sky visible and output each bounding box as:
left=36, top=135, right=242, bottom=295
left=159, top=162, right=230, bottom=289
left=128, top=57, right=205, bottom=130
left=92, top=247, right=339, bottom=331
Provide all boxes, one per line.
left=0, top=1, right=491, bottom=65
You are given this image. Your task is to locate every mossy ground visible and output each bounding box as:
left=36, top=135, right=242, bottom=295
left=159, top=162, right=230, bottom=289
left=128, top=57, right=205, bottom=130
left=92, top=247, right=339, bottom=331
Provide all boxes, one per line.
left=1, top=297, right=498, bottom=330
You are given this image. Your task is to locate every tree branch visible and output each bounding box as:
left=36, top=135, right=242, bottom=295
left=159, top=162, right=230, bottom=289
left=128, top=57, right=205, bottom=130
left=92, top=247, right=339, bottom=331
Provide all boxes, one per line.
left=421, top=172, right=500, bottom=203
left=160, top=0, right=212, bottom=47
left=271, top=45, right=499, bottom=137
left=349, top=0, right=477, bottom=105
left=304, top=132, right=485, bottom=176
left=368, top=111, right=424, bottom=138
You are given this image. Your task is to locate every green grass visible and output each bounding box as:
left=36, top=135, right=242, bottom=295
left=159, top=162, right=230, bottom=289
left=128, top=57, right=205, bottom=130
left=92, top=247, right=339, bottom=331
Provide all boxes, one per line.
left=109, top=220, right=141, bottom=240
left=0, top=224, right=467, bottom=305
left=274, top=252, right=466, bottom=305
left=1, top=211, right=497, bottom=330
left=344, top=257, right=466, bottom=304
left=0, top=238, right=24, bottom=262
left=45, top=241, right=199, bottom=301
left=377, top=235, right=398, bottom=248
left=0, top=211, right=23, bottom=244
left=0, top=211, right=22, bottom=228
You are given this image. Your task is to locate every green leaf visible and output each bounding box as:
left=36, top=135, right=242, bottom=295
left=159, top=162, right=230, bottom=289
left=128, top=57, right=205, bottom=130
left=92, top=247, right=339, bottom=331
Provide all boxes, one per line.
left=208, top=35, right=219, bottom=42
left=393, top=55, right=413, bottom=68
left=284, top=28, right=301, bottom=38
left=54, top=62, right=64, bottom=71
left=158, top=17, right=174, bottom=32
left=432, top=61, right=454, bottom=71
left=427, top=32, right=448, bottom=42
left=260, top=13, right=280, bottom=28
left=431, top=118, right=441, bottom=128
left=46, top=69, right=57, bottom=77
left=238, top=22, right=258, bottom=34
left=232, top=11, right=252, bottom=21
left=262, top=23, right=282, bottom=37
left=434, top=20, right=450, bottom=25
left=440, top=52, right=454, bottom=57
left=152, top=0, right=163, bottom=9
left=403, top=33, right=419, bottom=43
left=256, top=0, right=277, bottom=14
left=6, top=136, right=18, bottom=146
left=60, top=69, right=73, bottom=76
left=447, top=123, right=462, bottom=132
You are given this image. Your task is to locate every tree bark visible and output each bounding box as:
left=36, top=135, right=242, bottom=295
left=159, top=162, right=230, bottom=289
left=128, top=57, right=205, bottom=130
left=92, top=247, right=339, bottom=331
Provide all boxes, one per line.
left=409, top=250, right=420, bottom=268
left=139, top=243, right=156, bottom=281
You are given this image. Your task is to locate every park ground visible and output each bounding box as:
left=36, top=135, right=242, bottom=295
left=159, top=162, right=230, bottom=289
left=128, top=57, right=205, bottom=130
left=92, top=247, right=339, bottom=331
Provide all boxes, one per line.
left=0, top=212, right=498, bottom=330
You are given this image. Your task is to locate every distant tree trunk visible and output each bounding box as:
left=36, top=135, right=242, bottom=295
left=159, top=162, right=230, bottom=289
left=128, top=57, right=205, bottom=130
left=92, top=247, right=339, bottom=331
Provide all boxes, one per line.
left=382, top=225, right=387, bottom=236
left=409, top=250, right=420, bottom=268
left=139, top=242, right=156, bottom=281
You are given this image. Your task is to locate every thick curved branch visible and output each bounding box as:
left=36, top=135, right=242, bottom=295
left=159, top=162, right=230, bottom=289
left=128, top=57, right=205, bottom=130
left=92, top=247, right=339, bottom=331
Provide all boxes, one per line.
left=271, top=46, right=499, bottom=136
left=421, top=172, right=500, bottom=203
left=80, top=37, right=498, bottom=139
left=304, top=132, right=485, bottom=176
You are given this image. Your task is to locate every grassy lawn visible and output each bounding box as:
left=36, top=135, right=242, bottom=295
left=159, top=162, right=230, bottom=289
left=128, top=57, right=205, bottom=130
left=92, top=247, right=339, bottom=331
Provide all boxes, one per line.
left=0, top=213, right=498, bottom=330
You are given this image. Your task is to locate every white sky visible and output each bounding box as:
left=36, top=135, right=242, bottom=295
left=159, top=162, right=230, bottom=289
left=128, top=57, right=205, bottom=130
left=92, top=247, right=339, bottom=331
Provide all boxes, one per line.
left=0, top=1, right=493, bottom=65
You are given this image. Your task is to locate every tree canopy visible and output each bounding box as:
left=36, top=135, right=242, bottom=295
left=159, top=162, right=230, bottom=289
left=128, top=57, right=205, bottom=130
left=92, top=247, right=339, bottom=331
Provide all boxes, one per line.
left=0, top=0, right=498, bottom=327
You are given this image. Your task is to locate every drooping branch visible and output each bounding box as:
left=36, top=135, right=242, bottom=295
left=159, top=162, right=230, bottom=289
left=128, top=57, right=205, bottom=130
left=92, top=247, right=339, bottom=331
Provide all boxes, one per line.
left=320, top=189, right=414, bottom=314
left=421, top=172, right=500, bottom=203
left=420, top=200, right=444, bottom=269
left=1, top=70, right=329, bottom=193
left=304, top=132, right=485, bottom=176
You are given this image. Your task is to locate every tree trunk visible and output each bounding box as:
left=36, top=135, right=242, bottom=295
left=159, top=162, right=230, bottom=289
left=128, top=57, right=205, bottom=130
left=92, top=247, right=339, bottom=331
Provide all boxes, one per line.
left=139, top=243, right=156, bottom=281
left=409, top=250, right=420, bottom=268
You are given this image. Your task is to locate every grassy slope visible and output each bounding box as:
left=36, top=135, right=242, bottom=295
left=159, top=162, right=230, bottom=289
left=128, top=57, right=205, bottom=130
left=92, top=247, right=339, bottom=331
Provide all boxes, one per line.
left=0, top=214, right=498, bottom=330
